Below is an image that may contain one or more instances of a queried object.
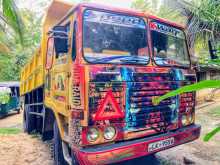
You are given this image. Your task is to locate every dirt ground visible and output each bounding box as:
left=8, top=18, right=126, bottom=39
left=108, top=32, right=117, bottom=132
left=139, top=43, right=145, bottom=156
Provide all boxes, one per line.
left=0, top=101, right=220, bottom=165
left=0, top=113, right=53, bottom=165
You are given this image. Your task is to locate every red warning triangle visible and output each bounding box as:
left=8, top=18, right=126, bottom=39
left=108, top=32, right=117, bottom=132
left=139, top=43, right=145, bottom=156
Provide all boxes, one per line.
left=94, top=90, right=124, bottom=121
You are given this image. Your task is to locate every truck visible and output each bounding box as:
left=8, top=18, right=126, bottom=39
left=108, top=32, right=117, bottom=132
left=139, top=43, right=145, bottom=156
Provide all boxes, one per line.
left=20, top=1, right=201, bottom=164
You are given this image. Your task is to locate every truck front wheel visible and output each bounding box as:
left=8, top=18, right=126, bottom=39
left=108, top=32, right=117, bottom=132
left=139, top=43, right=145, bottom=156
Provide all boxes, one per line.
left=53, top=121, right=68, bottom=165
left=71, top=151, right=79, bottom=165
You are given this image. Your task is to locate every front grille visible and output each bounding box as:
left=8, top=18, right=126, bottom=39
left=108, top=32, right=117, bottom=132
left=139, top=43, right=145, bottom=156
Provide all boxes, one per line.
left=179, top=92, right=195, bottom=113
left=132, top=73, right=173, bottom=82
left=89, top=82, right=124, bottom=122
left=126, top=80, right=178, bottom=131
left=89, top=71, right=181, bottom=132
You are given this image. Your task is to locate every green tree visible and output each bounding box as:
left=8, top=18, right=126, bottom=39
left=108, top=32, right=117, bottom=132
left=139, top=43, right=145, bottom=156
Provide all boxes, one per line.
left=0, top=0, right=24, bottom=45
left=0, top=4, right=44, bottom=81
left=131, top=0, right=151, bottom=12
left=177, top=0, right=220, bottom=57
left=131, top=0, right=220, bottom=61
left=131, top=0, right=186, bottom=24
left=0, top=87, right=10, bottom=104
left=186, top=0, right=220, bottom=42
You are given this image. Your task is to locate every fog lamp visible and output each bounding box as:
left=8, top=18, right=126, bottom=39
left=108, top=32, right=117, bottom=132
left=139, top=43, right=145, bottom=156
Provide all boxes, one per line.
left=87, top=128, right=99, bottom=142
left=104, top=126, right=116, bottom=140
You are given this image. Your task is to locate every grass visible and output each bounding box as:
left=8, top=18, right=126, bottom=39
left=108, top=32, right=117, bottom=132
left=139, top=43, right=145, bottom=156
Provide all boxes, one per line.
left=0, top=127, right=21, bottom=135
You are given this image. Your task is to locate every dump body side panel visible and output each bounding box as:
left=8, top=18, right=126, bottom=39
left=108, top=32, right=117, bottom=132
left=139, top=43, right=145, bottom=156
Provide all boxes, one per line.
left=20, top=48, right=44, bottom=95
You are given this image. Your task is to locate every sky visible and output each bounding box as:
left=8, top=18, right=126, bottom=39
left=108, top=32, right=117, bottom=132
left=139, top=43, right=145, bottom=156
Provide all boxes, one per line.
left=18, top=0, right=134, bottom=9
left=17, top=0, right=134, bottom=19
left=64, top=0, right=133, bottom=9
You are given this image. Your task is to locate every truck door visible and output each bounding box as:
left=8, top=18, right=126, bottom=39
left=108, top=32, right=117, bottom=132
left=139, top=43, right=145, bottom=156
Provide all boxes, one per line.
left=51, top=22, right=71, bottom=115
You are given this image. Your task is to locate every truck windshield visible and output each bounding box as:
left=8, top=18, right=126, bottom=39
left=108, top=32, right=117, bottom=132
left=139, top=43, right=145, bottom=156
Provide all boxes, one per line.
left=150, top=21, right=190, bottom=67
left=83, top=10, right=149, bottom=65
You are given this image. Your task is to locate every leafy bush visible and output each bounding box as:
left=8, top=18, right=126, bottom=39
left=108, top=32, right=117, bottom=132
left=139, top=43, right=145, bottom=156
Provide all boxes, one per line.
left=0, top=87, right=11, bottom=104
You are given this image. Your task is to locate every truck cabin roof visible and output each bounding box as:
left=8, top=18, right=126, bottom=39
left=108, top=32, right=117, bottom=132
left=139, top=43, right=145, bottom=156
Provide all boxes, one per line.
left=55, top=2, right=185, bottom=31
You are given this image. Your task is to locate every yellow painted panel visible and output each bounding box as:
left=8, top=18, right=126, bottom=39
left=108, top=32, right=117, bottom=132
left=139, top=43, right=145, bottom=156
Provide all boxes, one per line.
left=20, top=0, right=74, bottom=96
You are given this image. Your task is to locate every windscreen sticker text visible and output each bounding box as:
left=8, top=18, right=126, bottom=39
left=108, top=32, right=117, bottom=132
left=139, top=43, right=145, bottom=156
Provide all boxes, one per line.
left=150, top=21, right=184, bottom=39
left=84, top=10, right=145, bottom=29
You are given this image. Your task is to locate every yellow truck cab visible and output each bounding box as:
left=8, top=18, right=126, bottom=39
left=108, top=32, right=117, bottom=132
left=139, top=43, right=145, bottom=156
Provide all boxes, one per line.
left=20, top=1, right=200, bottom=164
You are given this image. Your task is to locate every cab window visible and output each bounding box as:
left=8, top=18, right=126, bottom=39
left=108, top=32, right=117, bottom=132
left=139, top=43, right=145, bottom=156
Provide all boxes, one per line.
left=150, top=21, right=190, bottom=67
left=83, top=10, right=149, bottom=65
left=56, top=22, right=70, bottom=58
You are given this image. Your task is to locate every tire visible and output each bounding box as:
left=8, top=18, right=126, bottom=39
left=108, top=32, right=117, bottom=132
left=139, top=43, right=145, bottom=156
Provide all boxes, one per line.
left=42, top=131, right=53, bottom=141
left=41, top=108, right=53, bottom=141
left=53, top=121, right=68, bottom=165
left=23, top=106, right=35, bottom=134
left=71, top=151, right=79, bottom=165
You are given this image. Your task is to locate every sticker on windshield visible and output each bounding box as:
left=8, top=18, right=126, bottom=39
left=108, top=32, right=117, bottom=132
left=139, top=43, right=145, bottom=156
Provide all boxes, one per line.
left=84, top=10, right=146, bottom=29
left=150, top=21, right=184, bottom=39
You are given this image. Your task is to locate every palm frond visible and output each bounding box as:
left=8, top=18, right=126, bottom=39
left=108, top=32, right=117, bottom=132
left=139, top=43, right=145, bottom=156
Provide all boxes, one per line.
left=2, top=0, right=24, bottom=45
left=131, top=0, right=151, bottom=12
left=153, top=80, right=220, bottom=105
left=177, top=0, right=220, bottom=51
left=0, top=43, right=10, bottom=53
left=204, top=126, right=220, bottom=141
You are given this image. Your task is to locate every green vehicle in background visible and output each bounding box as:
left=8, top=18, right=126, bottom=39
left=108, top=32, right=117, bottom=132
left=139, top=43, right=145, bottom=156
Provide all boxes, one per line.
left=0, top=82, right=20, bottom=116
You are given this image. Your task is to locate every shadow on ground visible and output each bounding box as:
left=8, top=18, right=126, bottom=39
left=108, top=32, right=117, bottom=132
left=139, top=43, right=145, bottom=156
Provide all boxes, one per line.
left=112, top=155, right=162, bottom=165
left=0, top=111, right=19, bottom=119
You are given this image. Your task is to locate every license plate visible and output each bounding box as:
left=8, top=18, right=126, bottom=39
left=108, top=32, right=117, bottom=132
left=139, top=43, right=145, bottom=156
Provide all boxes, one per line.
left=148, top=137, right=175, bottom=152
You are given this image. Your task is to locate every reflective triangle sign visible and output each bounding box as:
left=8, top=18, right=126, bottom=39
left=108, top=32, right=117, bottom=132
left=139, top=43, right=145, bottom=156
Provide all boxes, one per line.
left=94, top=90, right=124, bottom=121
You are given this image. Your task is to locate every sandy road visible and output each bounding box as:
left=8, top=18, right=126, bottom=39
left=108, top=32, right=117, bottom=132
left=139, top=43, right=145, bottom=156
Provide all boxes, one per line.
left=0, top=113, right=53, bottom=165
left=0, top=133, right=53, bottom=165
left=0, top=102, right=220, bottom=165
left=156, top=101, right=220, bottom=165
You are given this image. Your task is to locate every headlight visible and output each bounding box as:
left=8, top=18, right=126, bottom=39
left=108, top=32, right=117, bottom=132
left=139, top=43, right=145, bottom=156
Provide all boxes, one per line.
left=181, top=115, right=187, bottom=126
left=104, top=126, right=116, bottom=140
left=87, top=128, right=99, bottom=142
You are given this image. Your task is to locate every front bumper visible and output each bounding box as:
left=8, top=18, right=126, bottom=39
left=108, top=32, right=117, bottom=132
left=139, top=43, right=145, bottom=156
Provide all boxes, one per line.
left=75, top=124, right=201, bottom=165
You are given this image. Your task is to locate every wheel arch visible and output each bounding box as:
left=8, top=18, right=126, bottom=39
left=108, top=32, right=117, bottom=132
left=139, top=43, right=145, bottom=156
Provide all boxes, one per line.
left=44, top=106, right=67, bottom=140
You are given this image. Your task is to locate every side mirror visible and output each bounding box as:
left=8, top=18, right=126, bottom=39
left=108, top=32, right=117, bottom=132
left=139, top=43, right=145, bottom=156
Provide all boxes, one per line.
left=53, top=26, right=68, bottom=55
